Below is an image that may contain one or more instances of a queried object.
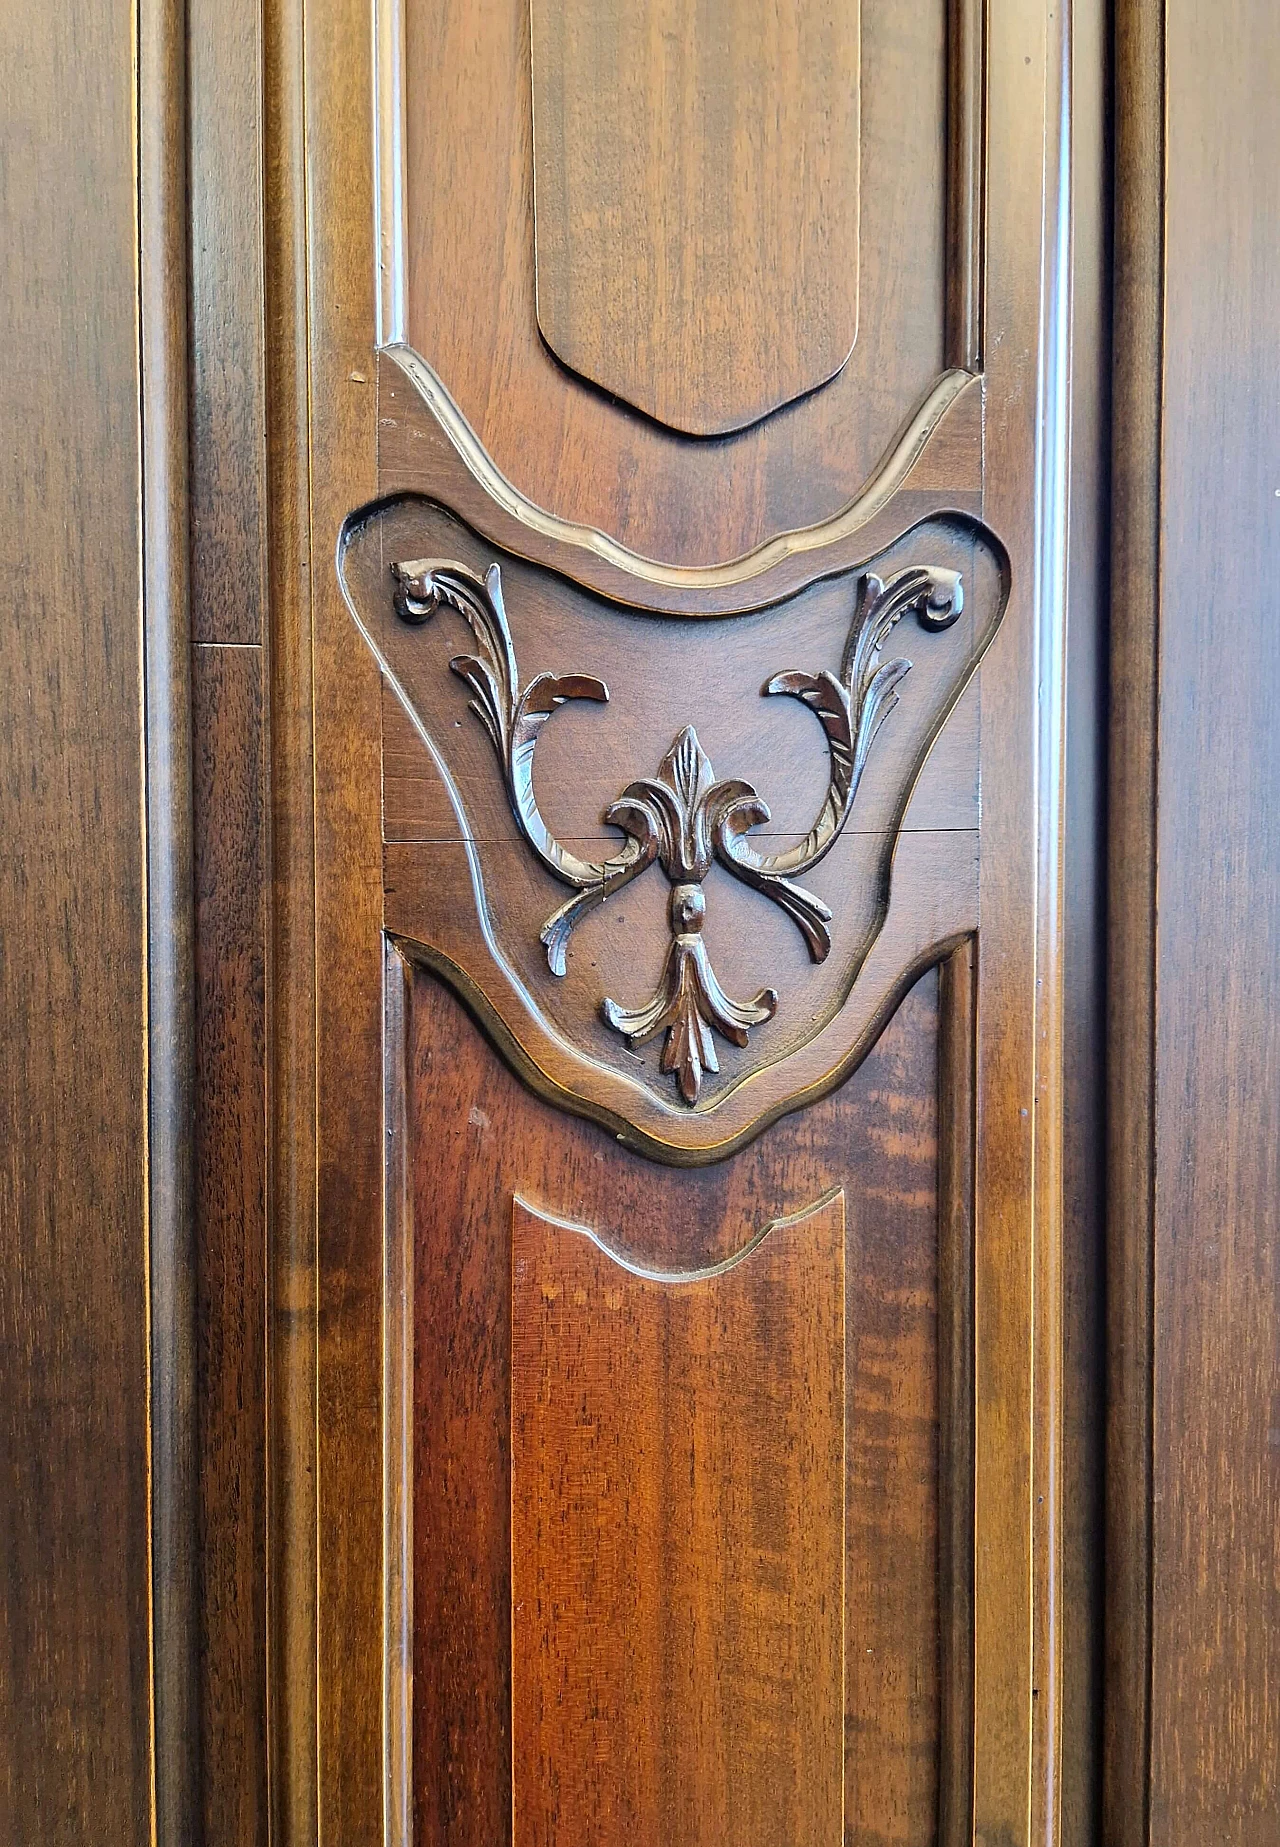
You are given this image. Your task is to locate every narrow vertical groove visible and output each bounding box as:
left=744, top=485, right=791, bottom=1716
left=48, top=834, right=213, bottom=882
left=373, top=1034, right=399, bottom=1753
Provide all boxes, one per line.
left=938, top=942, right=976, bottom=1847
left=375, top=0, right=407, bottom=347
left=1105, top=1, right=1165, bottom=1842
left=382, top=946, right=414, bottom=1847
left=946, top=0, right=985, bottom=371
left=138, top=0, right=199, bottom=1838
left=1031, top=2, right=1073, bottom=1836
left=263, top=0, right=320, bottom=1838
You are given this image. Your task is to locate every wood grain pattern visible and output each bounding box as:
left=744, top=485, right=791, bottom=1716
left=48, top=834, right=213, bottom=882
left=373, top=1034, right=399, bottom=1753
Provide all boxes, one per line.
left=530, top=0, right=860, bottom=435
left=191, top=646, right=268, bottom=1847
left=268, top=1, right=1070, bottom=1839
left=1060, top=0, right=1110, bottom=1836
left=0, top=1, right=152, bottom=1838
left=400, top=0, right=951, bottom=560
left=340, top=493, right=1000, bottom=1155
left=1145, top=6, right=1280, bottom=1838
left=1105, top=8, right=1163, bottom=1837
left=140, top=0, right=200, bottom=1836
left=190, top=0, right=268, bottom=644
left=511, top=1192, right=846, bottom=1847
left=262, top=0, right=321, bottom=1835
left=408, top=967, right=947, bottom=1847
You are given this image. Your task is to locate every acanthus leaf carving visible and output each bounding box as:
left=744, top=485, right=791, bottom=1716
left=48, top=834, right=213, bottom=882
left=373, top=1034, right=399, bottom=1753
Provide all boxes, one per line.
left=390, top=553, right=965, bottom=1105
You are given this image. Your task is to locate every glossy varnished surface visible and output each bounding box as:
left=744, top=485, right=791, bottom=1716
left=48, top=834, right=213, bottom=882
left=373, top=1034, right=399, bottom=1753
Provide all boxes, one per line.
left=408, top=969, right=946, bottom=1846
left=0, top=0, right=152, bottom=1837
left=192, top=646, right=269, bottom=1847
left=265, top=0, right=1071, bottom=1840
left=511, top=1193, right=846, bottom=1846
left=530, top=0, right=860, bottom=434
left=1146, top=6, right=1280, bottom=1835
left=400, top=0, right=952, bottom=559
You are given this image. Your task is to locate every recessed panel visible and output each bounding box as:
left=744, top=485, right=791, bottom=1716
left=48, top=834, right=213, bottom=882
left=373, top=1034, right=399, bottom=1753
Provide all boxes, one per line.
left=530, top=0, right=860, bottom=435
left=400, top=0, right=955, bottom=558
left=407, top=967, right=950, bottom=1845
left=511, top=1192, right=846, bottom=1845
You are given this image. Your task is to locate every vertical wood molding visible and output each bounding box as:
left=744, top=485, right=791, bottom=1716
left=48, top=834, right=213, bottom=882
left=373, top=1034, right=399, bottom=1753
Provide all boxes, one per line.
left=1105, top=1, right=1164, bottom=1841
left=375, top=0, right=407, bottom=347
left=263, top=0, right=320, bottom=1839
left=382, top=945, right=414, bottom=1847
left=139, top=0, right=199, bottom=1838
left=946, top=0, right=986, bottom=371
left=937, top=942, right=976, bottom=1847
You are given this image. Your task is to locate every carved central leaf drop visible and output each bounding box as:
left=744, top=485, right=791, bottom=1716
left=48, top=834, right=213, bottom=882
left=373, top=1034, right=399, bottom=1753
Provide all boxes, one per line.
left=600, top=727, right=778, bottom=1103
left=391, top=554, right=963, bottom=1105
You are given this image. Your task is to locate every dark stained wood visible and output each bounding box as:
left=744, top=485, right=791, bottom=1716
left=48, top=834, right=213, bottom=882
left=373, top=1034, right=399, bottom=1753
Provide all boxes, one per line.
left=937, top=944, right=975, bottom=1847
left=1104, top=1, right=1164, bottom=1839
left=407, top=967, right=945, bottom=1847
left=264, top=2, right=1071, bottom=1842
left=0, top=1, right=152, bottom=1840
left=262, top=0, right=322, bottom=1840
left=530, top=0, right=861, bottom=435
left=191, top=646, right=268, bottom=1847
left=1061, top=0, right=1111, bottom=1838
left=190, top=0, right=268, bottom=645
left=140, top=0, right=200, bottom=1837
left=511, top=1192, right=846, bottom=1847
left=375, top=348, right=985, bottom=615
left=302, top=2, right=386, bottom=1842
left=1145, top=5, right=1280, bottom=1838
left=401, top=0, right=954, bottom=560
left=343, top=494, right=1000, bottom=1157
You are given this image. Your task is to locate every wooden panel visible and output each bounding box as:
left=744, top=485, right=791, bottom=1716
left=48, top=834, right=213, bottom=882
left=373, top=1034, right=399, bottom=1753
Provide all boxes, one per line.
left=1147, top=4, right=1280, bottom=1837
left=192, top=646, right=268, bottom=1847
left=401, top=0, right=951, bottom=559
left=530, top=0, right=860, bottom=435
left=1060, top=0, right=1109, bottom=1837
left=190, top=0, right=267, bottom=644
left=408, top=967, right=946, bottom=1847
left=511, top=1193, right=846, bottom=1846
left=283, top=2, right=1069, bottom=1841
left=0, top=0, right=152, bottom=1839
left=342, top=492, right=1001, bottom=1152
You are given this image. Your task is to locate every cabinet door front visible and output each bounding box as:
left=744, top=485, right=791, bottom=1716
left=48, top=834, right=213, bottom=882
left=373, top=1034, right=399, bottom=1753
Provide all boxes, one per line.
left=260, top=3, right=1069, bottom=1842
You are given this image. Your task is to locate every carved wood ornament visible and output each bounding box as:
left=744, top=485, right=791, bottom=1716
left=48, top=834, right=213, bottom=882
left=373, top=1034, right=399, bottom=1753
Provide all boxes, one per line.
left=391, top=554, right=965, bottom=1102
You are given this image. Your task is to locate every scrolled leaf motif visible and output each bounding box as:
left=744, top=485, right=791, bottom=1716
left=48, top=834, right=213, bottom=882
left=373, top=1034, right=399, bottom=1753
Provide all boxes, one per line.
left=720, top=566, right=965, bottom=919
left=391, top=559, right=656, bottom=974
left=390, top=553, right=965, bottom=1105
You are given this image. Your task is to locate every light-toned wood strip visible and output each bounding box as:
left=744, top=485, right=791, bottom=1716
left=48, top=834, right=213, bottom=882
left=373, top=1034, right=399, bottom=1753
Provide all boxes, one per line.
left=510, top=1191, right=846, bottom=1846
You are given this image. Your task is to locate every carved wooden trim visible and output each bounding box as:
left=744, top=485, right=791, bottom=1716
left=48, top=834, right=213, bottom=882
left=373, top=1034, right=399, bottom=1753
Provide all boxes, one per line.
left=390, top=554, right=966, bottom=1104
left=340, top=483, right=1009, bottom=1157
left=380, top=344, right=980, bottom=609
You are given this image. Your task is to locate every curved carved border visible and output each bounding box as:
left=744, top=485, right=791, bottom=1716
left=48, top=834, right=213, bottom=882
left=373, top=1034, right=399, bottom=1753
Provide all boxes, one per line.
left=343, top=356, right=1007, bottom=1163
left=379, top=344, right=982, bottom=613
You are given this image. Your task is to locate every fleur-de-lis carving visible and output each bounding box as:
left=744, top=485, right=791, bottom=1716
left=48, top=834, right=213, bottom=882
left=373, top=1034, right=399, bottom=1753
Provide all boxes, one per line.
left=600, top=728, right=778, bottom=1103
left=391, top=555, right=963, bottom=1104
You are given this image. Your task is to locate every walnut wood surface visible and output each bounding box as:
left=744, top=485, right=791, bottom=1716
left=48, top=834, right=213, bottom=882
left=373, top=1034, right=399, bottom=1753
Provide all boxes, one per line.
left=190, top=0, right=268, bottom=644
left=530, top=0, right=861, bottom=435
left=0, top=2, right=152, bottom=1838
left=140, top=1, right=200, bottom=1837
left=1138, top=6, right=1280, bottom=1838
left=342, top=496, right=1002, bottom=1150
left=511, top=1192, right=846, bottom=1845
left=400, top=0, right=956, bottom=561
left=192, top=647, right=269, bottom=1847
left=407, top=968, right=947, bottom=1847
left=250, top=1, right=1073, bottom=1842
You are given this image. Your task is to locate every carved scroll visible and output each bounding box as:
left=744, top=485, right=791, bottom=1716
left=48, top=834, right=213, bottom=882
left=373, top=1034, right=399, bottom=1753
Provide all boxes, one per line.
left=339, top=487, right=1009, bottom=1158
left=391, top=555, right=964, bottom=1102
